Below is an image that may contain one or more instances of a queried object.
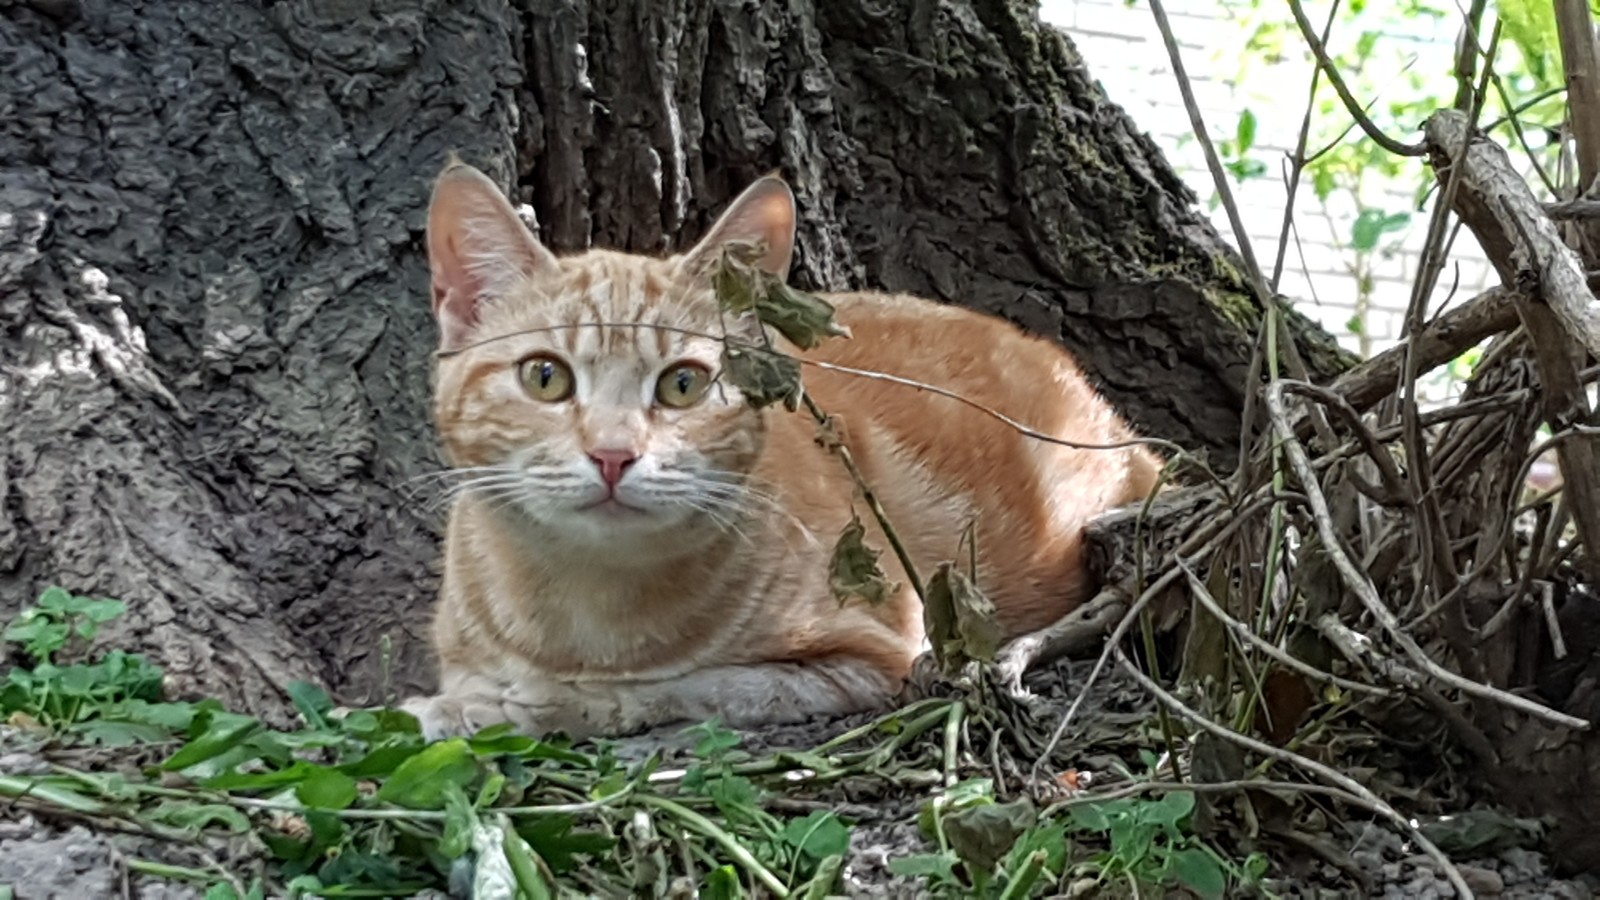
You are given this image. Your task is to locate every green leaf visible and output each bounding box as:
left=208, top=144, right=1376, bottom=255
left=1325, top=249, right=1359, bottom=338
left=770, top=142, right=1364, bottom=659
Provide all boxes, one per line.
left=285, top=681, right=333, bottom=730
left=1138, top=790, right=1196, bottom=830
left=1004, top=823, right=1068, bottom=879
left=1311, top=166, right=1337, bottom=202
left=161, top=712, right=263, bottom=772
left=338, top=707, right=420, bottom=738
left=702, top=865, right=744, bottom=900
left=374, top=738, right=479, bottom=809
left=305, top=809, right=344, bottom=847
left=888, top=852, right=959, bottom=880
left=917, top=778, right=995, bottom=840
left=1498, top=0, right=1562, bottom=86
left=828, top=515, right=892, bottom=606
left=1225, top=158, right=1267, bottom=182
left=683, top=718, right=743, bottom=760
left=517, top=816, right=617, bottom=875
left=466, top=727, right=592, bottom=765
left=295, top=768, right=359, bottom=811
left=77, top=598, right=127, bottom=625
left=800, top=855, right=845, bottom=897
left=1164, top=846, right=1228, bottom=899
left=475, top=771, right=506, bottom=808
left=0, top=774, right=108, bottom=814
left=1068, top=802, right=1114, bottom=833
left=1244, top=851, right=1270, bottom=880
left=260, top=830, right=313, bottom=864
left=1234, top=109, right=1257, bottom=154
left=440, top=785, right=477, bottom=858
left=1355, top=30, right=1380, bottom=61
left=503, top=827, right=554, bottom=900
left=1350, top=208, right=1410, bottom=251
left=1350, top=210, right=1383, bottom=251
left=944, top=798, right=1037, bottom=874
left=55, top=664, right=97, bottom=697
left=945, top=778, right=997, bottom=805
left=3, top=614, right=70, bottom=662
left=591, top=767, right=633, bottom=800
left=109, top=700, right=196, bottom=731
left=283, top=875, right=324, bottom=898
left=781, top=810, right=852, bottom=860
left=147, top=800, right=253, bottom=834
left=34, top=586, right=75, bottom=611
left=71, top=719, right=174, bottom=746
left=339, top=737, right=427, bottom=779
left=205, top=761, right=321, bottom=792
left=708, top=772, right=763, bottom=822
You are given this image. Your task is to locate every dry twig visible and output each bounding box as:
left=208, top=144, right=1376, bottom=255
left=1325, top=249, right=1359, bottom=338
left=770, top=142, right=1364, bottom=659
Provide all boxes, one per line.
left=1264, top=381, right=1589, bottom=731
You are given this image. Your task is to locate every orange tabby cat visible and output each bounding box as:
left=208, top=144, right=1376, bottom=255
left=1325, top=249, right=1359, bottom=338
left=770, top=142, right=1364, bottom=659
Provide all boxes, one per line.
left=400, top=161, right=1163, bottom=741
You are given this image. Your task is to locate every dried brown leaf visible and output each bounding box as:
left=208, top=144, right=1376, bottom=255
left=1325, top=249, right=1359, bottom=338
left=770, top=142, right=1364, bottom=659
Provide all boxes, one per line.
left=923, top=562, right=1002, bottom=673
left=829, top=515, right=891, bottom=606
left=720, top=344, right=803, bottom=411
left=710, top=245, right=849, bottom=350
left=759, top=281, right=851, bottom=350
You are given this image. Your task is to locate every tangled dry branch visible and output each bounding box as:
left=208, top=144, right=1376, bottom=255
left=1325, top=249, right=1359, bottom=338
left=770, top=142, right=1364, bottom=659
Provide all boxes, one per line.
left=997, top=9, right=1600, bottom=895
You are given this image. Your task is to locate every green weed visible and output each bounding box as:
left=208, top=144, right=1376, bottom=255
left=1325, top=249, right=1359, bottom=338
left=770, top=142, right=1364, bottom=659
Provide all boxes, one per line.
left=0, top=587, right=1273, bottom=898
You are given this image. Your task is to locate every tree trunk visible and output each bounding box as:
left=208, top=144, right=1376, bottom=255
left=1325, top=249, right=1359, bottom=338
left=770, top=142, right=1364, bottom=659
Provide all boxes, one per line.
left=0, top=0, right=1347, bottom=718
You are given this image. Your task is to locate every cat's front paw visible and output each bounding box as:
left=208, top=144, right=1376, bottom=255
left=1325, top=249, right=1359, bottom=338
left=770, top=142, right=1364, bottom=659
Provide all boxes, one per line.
left=500, top=678, right=620, bottom=739
left=399, top=691, right=509, bottom=742
left=400, top=679, right=620, bottom=742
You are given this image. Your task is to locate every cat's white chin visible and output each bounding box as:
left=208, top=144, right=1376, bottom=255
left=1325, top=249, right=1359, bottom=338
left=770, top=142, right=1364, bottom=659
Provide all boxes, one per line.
left=542, top=499, right=702, bottom=544
left=577, top=497, right=648, bottom=516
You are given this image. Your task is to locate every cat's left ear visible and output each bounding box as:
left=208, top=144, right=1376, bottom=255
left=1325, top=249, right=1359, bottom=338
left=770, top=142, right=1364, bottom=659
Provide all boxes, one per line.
left=679, top=175, right=797, bottom=280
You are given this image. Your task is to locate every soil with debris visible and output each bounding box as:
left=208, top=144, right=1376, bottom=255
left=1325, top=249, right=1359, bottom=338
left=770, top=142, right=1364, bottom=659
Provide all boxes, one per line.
left=2, top=662, right=1597, bottom=899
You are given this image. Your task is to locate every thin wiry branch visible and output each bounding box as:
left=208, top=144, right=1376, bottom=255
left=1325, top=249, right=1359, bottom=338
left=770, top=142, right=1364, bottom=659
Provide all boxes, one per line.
left=1285, top=0, right=1428, bottom=157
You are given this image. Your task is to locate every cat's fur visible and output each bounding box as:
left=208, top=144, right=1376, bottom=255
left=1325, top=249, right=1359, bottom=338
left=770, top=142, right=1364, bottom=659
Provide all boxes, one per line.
left=401, top=162, right=1164, bottom=741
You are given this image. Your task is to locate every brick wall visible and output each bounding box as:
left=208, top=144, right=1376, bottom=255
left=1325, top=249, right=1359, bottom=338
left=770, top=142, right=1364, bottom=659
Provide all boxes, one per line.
left=1038, top=0, right=1497, bottom=366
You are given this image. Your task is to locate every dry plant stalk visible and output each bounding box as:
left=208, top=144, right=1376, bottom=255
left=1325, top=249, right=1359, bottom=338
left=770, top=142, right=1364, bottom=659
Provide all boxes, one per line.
left=1031, top=1, right=1600, bottom=896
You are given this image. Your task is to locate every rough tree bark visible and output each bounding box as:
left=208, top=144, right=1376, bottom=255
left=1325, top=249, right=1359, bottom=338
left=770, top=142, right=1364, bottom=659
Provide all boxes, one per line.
left=0, top=0, right=1348, bottom=718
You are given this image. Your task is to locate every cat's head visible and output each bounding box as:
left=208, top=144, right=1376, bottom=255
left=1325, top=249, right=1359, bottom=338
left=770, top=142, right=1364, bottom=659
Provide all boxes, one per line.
left=423, top=161, right=796, bottom=554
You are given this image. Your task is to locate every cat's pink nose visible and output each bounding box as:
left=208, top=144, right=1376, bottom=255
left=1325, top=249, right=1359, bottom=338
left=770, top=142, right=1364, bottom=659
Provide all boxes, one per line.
left=587, top=449, right=637, bottom=489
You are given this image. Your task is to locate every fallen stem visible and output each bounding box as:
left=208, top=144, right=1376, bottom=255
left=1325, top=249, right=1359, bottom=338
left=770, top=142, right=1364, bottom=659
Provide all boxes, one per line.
left=636, top=794, right=790, bottom=898
left=1113, top=647, right=1474, bottom=899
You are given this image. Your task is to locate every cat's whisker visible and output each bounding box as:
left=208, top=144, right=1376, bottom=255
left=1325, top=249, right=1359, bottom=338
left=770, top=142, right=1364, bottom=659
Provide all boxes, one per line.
left=398, top=468, right=500, bottom=505
left=665, top=477, right=821, bottom=549
left=686, top=502, right=743, bottom=541
left=404, top=465, right=520, bottom=488
left=438, top=474, right=528, bottom=497
left=430, top=472, right=539, bottom=512
left=476, top=485, right=542, bottom=517
left=675, top=496, right=756, bottom=545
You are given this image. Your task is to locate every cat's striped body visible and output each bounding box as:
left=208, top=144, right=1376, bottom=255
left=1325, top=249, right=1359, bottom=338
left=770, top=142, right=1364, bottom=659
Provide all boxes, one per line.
left=402, top=163, right=1161, bottom=739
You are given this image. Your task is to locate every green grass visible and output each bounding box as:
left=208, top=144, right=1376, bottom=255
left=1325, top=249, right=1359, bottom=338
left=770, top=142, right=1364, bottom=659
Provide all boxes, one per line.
left=0, top=586, right=1260, bottom=899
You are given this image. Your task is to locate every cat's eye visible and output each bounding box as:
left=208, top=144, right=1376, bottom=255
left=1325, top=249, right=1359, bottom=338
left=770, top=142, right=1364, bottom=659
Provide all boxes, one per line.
left=518, top=355, right=575, bottom=402
left=655, top=362, right=713, bottom=409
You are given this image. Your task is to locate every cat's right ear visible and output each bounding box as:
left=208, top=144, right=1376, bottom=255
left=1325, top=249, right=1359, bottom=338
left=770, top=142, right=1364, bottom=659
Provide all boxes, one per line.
left=426, top=162, right=558, bottom=350
left=678, top=175, right=797, bottom=280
